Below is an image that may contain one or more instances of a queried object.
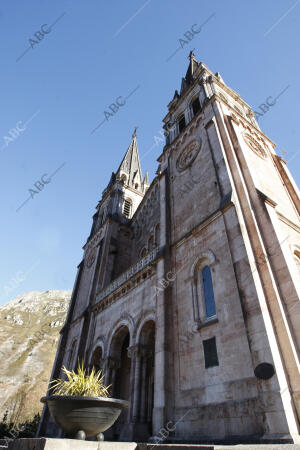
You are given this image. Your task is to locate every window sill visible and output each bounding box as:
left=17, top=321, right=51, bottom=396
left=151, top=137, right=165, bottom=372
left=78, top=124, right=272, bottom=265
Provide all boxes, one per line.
left=196, top=316, right=218, bottom=330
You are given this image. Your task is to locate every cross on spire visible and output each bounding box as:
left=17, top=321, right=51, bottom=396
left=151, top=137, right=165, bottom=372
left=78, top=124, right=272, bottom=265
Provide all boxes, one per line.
left=133, top=126, right=138, bottom=138
left=189, top=50, right=196, bottom=61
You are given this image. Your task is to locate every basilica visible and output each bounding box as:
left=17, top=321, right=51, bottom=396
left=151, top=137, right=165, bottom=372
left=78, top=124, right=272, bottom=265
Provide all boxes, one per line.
left=38, top=52, right=300, bottom=443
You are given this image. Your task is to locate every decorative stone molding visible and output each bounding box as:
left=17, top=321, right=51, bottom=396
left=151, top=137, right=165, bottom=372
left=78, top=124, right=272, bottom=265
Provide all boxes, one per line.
left=167, top=114, right=204, bottom=152
left=127, top=344, right=153, bottom=359
left=127, top=344, right=140, bottom=359
left=176, top=138, right=202, bottom=172
left=84, top=227, right=104, bottom=252
left=134, top=309, right=156, bottom=340
left=199, top=75, right=208, bottom=86
left=230, top=113, right=240, bottom=125
left=86, top=247, right=97, bottom=268
left=190, top=249, right=216, bottom=277
left=96, top=247, right=161, bottom=303
left=90, top=335, right=105, bottom=356
left=243, top=133, right=267, bottom=159
left=93, top=264, right=157, bottom=316
left=190, top=249, right=217, bottom=325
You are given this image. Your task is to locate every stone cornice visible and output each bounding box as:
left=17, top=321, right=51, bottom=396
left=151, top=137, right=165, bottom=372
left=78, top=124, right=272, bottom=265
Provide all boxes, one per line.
left=83, top=226, right=105, bottom=251
left=93, top=263, right=157, bottom=316
left=277, top=212, right=300, bottom=233
left=174, top=197, right=234, bottom=250
left=95, top=246, right=163, bottom=303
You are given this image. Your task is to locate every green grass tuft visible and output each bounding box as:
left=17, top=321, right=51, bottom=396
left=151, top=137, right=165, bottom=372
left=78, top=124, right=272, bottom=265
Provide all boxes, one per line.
left=50, top=361, right=111, bottom=397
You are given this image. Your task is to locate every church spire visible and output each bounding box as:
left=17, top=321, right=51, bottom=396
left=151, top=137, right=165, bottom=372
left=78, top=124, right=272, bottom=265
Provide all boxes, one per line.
left=183, top=50, right=200, bottom=88
left=116, top=128, right=143, bottom=192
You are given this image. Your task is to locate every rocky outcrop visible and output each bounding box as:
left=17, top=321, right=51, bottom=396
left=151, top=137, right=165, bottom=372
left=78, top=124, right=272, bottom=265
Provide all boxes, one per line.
left=0, top=290, right=71, bottom=423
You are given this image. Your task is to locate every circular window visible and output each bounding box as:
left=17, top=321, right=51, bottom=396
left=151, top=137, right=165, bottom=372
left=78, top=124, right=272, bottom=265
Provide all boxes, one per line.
left=176, top=138, right=202, bottom=172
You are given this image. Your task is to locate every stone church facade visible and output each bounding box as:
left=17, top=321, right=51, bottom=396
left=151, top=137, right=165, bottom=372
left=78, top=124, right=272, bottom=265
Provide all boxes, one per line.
left=39, top=52, right=300, bottom=443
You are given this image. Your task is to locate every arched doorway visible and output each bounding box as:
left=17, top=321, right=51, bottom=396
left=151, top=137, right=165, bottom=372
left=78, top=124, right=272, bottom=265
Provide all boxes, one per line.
left=137, top=320, right=155, bottom=437
left=114, top=333, right=131, bottom=401
left=90, top=346, right=103, bottom=373
left=108, top=326, right=131, bottom=440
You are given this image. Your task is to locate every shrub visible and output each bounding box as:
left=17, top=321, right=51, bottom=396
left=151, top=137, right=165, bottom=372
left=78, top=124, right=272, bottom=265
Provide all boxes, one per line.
left=50, top=361, right=110, bottom=397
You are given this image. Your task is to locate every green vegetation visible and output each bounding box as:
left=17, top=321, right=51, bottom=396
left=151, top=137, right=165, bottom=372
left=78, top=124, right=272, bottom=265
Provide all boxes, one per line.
left=0, top=411, right=40, bottom=440
left=50, top=361, right=111, bottom=397
left=0, top=290, right=71, bottom=425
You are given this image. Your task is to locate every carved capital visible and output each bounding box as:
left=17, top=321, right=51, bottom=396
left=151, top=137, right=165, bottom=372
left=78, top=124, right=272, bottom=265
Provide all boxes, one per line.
left=128, top=344, right=153, bottom=360
left=199, top=76, right=208, bottom=86
left=127, top=344, right=139, bottom=359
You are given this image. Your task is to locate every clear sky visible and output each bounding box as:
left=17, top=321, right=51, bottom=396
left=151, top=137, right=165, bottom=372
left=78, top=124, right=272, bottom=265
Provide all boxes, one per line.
left=0, top=0, right=299, bottom=305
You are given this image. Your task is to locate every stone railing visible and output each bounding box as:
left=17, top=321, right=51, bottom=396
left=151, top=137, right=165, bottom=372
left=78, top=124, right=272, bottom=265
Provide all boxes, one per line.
left=96, top=247, right=162, bottom=302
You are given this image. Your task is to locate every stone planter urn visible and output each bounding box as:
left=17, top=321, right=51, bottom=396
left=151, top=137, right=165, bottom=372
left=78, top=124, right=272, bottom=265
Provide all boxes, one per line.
left=41, top=395, right=130, bottom=440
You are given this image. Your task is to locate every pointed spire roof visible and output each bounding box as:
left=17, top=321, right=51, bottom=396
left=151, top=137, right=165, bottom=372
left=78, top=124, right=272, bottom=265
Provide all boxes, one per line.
left=185, top=50, right=199, bottom=83
left=180, top=51, right=201, bottom=95
left=168, top=52, right=202, bottom=110
left=116, top=128, right=143, bottom=190
left=144, top=171, right=149, bottom=185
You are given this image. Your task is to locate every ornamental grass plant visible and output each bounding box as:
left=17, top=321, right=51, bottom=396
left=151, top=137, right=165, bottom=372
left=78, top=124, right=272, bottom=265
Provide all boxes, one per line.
left=50, top=361, right=111, bottom=398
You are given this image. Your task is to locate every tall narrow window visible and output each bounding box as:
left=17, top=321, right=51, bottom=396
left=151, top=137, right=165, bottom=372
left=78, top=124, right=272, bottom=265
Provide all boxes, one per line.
left=148, top=235, right=154, bottom=251
left=192, top=97, right=201, bottom=116
left=203, top=337, right=219, bottom=368
left=178, top=114, right=186, bottom=133
left=90, top=346, right=103, bottom=373
left=123, top=198, right=132, bottom=218
left=202, top=265, right=216, bottom=318
left=140, top=247, right=147, bottom=258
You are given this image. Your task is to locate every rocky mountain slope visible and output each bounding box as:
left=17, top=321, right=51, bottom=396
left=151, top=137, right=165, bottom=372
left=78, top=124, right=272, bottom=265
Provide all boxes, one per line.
left=0, top=290, right=71, bottom=423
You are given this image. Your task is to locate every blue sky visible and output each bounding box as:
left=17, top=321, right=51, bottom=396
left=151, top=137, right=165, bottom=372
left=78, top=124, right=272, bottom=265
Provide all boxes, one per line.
left=0, top=0, right=299, bottom=305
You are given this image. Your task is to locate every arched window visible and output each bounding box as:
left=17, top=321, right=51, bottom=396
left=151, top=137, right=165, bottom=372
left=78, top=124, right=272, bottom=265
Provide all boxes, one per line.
left=178, top=114, right=186, bottom=133
left=123, top=198, right=132, bottom=218
left=191, top=251, right=217, bottom=324
left=148, top=235, right=154, bottom=251
left=90, top=346, right=103, bottom=373
left=140, top=247, right=147, bottom=258
left=191, top=96, right=201, bottom=116
left=201, top=265, right=216, bottom=318
left=155, top=224, right=160, bottom=246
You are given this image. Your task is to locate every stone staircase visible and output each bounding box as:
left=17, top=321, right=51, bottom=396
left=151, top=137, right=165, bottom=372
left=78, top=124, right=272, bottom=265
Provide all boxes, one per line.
left=3, top=439, right=300, bottom=450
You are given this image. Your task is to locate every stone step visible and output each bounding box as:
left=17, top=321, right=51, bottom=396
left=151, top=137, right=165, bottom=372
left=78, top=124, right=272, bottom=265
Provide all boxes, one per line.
left=8, top=439, right=213, bottom=450
left=7, top=439, right=300, bottom=450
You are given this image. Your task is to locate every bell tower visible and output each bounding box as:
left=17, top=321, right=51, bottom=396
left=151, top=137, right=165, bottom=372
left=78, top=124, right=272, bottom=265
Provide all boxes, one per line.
left=158, top=51, right=300, bottom=441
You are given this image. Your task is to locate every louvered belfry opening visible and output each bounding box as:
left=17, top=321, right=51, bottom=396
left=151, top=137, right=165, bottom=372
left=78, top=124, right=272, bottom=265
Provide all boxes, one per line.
left=123, top=199, right=132, bottom=218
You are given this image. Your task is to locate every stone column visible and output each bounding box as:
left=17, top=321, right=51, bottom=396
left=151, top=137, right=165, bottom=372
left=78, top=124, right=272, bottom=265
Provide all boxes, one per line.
left=105, top=357, right=120, bottom=396
left=199, top=75, right=209, bottom=106
left=127, top=344, right=141, bottom=423
left=140, top=346, right=152, bottom=423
